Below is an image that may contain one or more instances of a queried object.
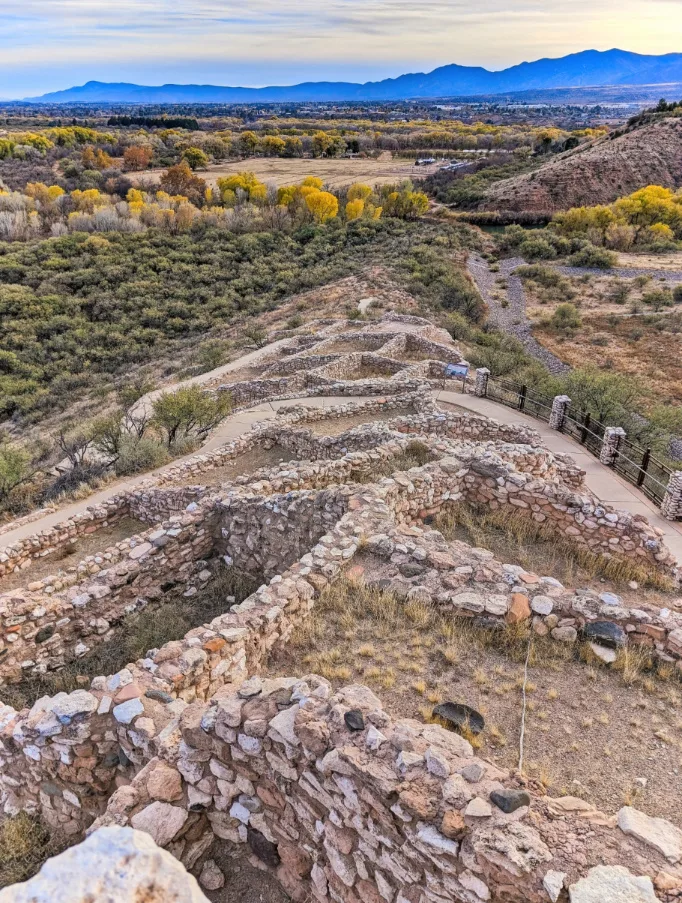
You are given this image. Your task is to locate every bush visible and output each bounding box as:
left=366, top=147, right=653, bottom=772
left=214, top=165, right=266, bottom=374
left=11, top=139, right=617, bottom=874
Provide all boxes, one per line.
left=550, top=303, right=582, bottom=330
left=152, top=385, right=232, bottom=447
left=517, top=237, right=558, bottom=260
left=567, top=244, right=617, bottom=269
left=673, top=285, right=682, bottom=304
left=641, top=289, right=674, bottom=310
left=114, top=437, right=171, bottom=476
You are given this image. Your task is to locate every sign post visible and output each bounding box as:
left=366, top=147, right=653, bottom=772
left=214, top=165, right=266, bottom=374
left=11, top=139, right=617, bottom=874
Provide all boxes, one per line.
left=444, top=363, right=469, bottom=394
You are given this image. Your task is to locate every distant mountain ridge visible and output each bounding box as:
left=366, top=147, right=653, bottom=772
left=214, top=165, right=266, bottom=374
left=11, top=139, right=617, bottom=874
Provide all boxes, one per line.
left=26, top=49, right=682, bottom=104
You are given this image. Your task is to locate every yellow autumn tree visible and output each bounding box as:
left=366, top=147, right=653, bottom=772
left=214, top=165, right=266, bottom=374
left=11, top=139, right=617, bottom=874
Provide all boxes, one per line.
left=345, top=199, right=365, bottom=221
left=216, top=172, right=267, bottom=203
left=348, top=183, right=373, bottom=203
left=305, top=190, right=338, bottom=223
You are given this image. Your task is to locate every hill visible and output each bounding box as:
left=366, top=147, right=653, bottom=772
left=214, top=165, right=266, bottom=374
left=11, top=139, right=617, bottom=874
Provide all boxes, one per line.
left=25, top=48, right=682, bottom=103
left=484, top=115, right=682, bottom=213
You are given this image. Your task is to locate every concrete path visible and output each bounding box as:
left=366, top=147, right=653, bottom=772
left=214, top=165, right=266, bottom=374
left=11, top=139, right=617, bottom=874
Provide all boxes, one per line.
left=131, top=338, right=291, bottom=417
left=435, top=389, right=682, bottom=564
left=0, top=395, right=367, bottom=550
left=2, top=383, right=680, bottom=566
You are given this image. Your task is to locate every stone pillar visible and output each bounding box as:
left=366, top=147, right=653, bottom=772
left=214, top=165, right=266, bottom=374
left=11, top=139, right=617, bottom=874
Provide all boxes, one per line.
left=549, top=395, right=571, bottom=431
left=599, top=427, right=626, bottom=466
left=474, top=367, right=490, bottom=397
left=661, top=471, right=682, bottom=521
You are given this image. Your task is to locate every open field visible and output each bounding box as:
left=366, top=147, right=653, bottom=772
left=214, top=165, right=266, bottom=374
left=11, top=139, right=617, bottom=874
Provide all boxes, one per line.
left=134, top=154, right=440, bottom=189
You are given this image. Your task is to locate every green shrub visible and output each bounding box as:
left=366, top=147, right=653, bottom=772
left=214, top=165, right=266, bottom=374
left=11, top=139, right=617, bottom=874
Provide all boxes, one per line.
left=550, top=303, right=582, bottom=330
left=567, top=245, right=617, bottom=269
left=114, top=437, right=171, bottom=476
left=517, top=237, right=558, bottom=260
left=641, top=289, right=674, bottom=311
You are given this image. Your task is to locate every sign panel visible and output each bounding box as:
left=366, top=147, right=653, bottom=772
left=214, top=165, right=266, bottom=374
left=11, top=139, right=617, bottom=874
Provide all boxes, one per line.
left=445, top=363, right=469, bottom=378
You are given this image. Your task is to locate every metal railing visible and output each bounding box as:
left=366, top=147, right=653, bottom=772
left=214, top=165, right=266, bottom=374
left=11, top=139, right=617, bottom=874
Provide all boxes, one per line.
left=484, top=377, right=672, bottom=508
left=486, top=378, right=554, bottom=423
left=612, top=437, right=672, bottom=506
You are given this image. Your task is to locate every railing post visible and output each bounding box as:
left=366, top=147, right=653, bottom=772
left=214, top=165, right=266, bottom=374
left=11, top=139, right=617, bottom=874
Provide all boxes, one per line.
left=474, top=367, right=490, bottom=398
left=580, top=412, right=591, bottom=445
left=661, top=471, right=682, bottom=520
left=637, top=448, right=651, bottom=487
left=519, top=385, right=527, bottom=412
left=599, top=427, right=626, bottom=466
left=549, top=395, right=571, bottom=431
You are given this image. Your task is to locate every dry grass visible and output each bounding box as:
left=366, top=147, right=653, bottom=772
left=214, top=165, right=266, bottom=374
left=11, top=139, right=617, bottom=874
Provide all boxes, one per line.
left=351, top=440, right=437, bottom=484
left=434, top=504, right=673, bottom=591
left=135, top=155, right=434, bottom=191
left=264, top=574, right=682, bottom=824
left=0, top=564, right=262, bottom=711
left=0, top=814, right=71, bottom=888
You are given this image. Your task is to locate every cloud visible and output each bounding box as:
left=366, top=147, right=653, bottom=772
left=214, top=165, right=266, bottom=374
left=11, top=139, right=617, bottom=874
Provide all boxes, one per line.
left=2, top=0, right=682, bottom=97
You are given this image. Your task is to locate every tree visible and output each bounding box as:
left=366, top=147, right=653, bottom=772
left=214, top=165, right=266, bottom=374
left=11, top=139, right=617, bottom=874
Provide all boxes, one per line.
left=312, top=131, right=334, bottom=158
left=152, top=385, right=232, bottom=447
left=261, top=136, right=286, bottom=157
left=182, top=147, right=209, bottom=170
left=348, top=183, right=373, bottom=203
left=0, top=442, right=32, bottom=507
left=159, top=162, right=207, bottom=206
left=216, top=172, right=267, bottom=204
left=305, top=190, right=339, bottom=223
left=239, top=131, right=260, bottom=155
left=345, top=199, right=365, bottom=221
left=383, top=188, right=429, bottom=220
left=283, top=137, right=303, bottom=158
left=123, top=145, right=153, bottom=171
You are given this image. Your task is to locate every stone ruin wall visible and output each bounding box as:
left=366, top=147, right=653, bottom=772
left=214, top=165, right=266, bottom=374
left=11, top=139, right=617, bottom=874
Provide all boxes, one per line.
left=84, top=678, right=678, bottom=903
left=1, top=414, right=677, bottom=694
left=1, top=457, right=681, bottom=840
left=0, top=393, right=538, bottom=583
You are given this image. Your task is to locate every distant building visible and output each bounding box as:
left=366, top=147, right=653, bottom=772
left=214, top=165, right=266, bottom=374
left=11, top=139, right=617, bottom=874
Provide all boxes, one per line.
left=415, top=157, right=436, bottom=166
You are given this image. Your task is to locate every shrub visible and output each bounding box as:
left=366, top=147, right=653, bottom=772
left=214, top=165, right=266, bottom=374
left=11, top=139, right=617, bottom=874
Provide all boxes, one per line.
left=567, top=244, right=617, bottom=269
left=517, top=237, right=558, bottom=260
left=114, top=437, right=171, bottom=476
left=673, top=284, right=682, bottom=304
left=550, top=303, right=582, bottom=330
left=641, top=289, right=674, bottom=310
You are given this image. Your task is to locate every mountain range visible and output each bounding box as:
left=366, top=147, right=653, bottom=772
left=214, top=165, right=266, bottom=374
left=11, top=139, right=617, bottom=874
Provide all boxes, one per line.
left=26, top=49, right=682, bottom=104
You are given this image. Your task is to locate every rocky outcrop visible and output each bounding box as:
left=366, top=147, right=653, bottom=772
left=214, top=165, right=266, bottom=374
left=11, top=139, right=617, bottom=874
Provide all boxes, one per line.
left=0, top=826, right=209, bottom=903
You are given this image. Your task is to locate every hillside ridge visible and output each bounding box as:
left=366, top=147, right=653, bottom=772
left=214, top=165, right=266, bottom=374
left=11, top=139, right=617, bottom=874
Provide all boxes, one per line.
left=25, top=48, right=682, bottom=103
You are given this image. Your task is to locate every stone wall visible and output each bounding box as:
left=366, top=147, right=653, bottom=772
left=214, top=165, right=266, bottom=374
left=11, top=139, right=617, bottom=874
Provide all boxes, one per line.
left=84, top=678, right=679, bottom=903
left=0, top=497, right=131, bottom=580
left=0, top=504, right=215, bottom=686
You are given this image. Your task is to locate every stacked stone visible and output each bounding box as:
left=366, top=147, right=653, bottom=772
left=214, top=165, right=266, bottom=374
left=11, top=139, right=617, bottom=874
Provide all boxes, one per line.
left=83, top=678, right=680, bottom=903
left=0, top=505, right=215, bottom=685
left=0, top=497, right=131, bottom=579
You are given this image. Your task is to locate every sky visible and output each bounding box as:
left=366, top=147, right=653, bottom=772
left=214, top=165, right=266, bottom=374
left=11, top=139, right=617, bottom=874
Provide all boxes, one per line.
left=2, top=0, right=682, bottom=99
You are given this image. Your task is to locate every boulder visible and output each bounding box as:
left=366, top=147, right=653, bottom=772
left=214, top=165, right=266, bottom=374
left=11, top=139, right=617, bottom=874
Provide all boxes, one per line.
left=568, top=865, right=657, bottom=902
left=617, top=807, right=682, bottom=864
left=0, top=827, right=208, bottom=903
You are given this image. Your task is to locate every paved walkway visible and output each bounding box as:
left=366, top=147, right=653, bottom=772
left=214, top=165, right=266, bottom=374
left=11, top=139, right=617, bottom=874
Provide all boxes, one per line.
left=2, top=383, right=681, bottom=565
left=435, top=389, right=682, bottom=564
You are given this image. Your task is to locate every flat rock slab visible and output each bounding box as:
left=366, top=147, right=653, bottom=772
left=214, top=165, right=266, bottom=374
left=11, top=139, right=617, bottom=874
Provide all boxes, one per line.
left=569, top=865, right=657, bottom=903
left=618, top=806, right=682, bottom=864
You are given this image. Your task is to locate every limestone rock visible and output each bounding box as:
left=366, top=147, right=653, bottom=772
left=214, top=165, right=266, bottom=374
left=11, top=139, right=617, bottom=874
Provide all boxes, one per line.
left=568, top=865, right=657, bottom=902
left=130, top=801, right=188, bottom=848
left=617, top=806, right=682, bottom=863
left=0, top=826, right=208, bottom=902
left=543, top=870, right=566, bottom=902
left=147, top=763, right=183, bottom=802
left=199, top=859, right=225, bottom=891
